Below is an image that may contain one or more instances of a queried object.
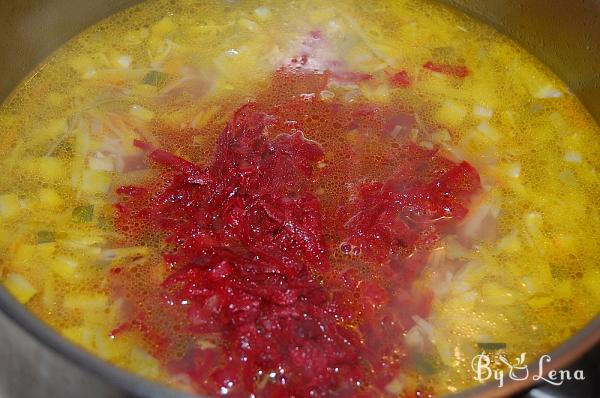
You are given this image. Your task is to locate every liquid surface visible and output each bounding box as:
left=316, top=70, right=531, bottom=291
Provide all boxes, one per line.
left=1, top=0, right=600, bottom=396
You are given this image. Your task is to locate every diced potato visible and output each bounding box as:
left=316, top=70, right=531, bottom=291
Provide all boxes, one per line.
left=62, top=325, right=94, bottom=350
left=130, top=347, right=160, bottom=378
left=69, top=54, right=95, bottom=75
left=23, top=156, right=66, bottom=182
left=533, top=261, right=554, bottom=286
left=360, top=83, right=390, bottom=102
left=95, top=328, right=129, bottom=360
left=504, top=178, right=528, bottom=197
left=499, top=162, right=521, bottom=179
left=151, top=17, right=176, bottom=37
left=88, top=154, right=115, bottom=172
left=582, top=269, right=600, bottom=300
left=12, top=244, right=37, bottom=269
left=80, top=170, right=112, bottom=194
left=62, top=233, right=106, bottom=247
left=63, top=294, right=108, bottom=311
left=4, top=273, right=38, bottom=304
left=516, top=61, right=558, bottom=99
left=436, top=100, right=467, bottom=128
left=548, top=111, right=568, bottom=132
left=62, top=326, right=85, bottom=343
left=129, top=105, right=155, bottom=122
left=553, top=234, right=576, bottom=251
left=481, top=282, right=516, bottom=306
left=496, top=230, right=522, bottom=254
left=38, top=188, right=64, bottom=209
left=35, top=118, right=68, bottom=141
left=527, top=295, right=554, bottom=309
left=42, top=274, right=56, bottom=308
left=50, top=255, right=79, bottom=279
left=554, top=280, right=573, bottom=299
left=0, top=193, right=21, bottom=218
left=12, top=243, right=57, bottom=270
left=124, top=28, right=149, bottom=45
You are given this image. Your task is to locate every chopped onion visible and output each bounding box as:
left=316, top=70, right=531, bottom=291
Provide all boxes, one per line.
left=238, top=18, right=258, bottom=31
left=411, top=315, right=434, bottom=341
left=503, top=162, right=521, bottom=178
left=88, top=153, right=116, bottom=172
left=130, top=104, right=155, bottom=121
left=496, top=229, right=522, bottom=254
left=534, top=84, right=563, bottom=98
left=83, top=66, right=97, bottom=79
left=319, top=90, right=335, bottom=101
left=563, top=151, right=582, bottom=163
left=520, top=276, right=538, bottom=295
left=404, top=325, right=425, bottom=350
left=431, top=129, right=451, bottom=144
left=116, top=55, right=132, bottom=69
left=427, top=246, right=446, bottom=268
left=385, top=375, right=406, bottom=395
left=525, top=212, right=543, bottom=240
left=476, top=121, right=500, bottom=141
left=528, top=295, right=554, bottom=308
left=50, top=256, right=79, bottom=279
left=460, top=201, right=492, bottom=241
left=254, top=7, right=272, bottom=19
left=4, top=273, right=37, bottom=304
left=473, top=104, right=494, bottom=118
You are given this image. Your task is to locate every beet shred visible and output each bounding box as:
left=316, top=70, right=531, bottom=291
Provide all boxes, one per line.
left=112, top=70, right=481, bottom=397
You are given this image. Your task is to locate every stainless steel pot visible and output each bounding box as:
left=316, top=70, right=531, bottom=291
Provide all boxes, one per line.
left=0, top=1, right=599, bottom=397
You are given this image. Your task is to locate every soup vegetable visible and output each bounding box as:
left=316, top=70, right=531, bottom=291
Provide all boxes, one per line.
left=1, top=0, right=600, bottom=396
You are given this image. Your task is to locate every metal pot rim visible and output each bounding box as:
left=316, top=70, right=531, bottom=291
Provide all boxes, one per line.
left=1, top=284, right=599, bottom=398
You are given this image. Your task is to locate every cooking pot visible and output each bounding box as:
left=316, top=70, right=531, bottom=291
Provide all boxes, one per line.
left=0, top=1, right=599, bottom=397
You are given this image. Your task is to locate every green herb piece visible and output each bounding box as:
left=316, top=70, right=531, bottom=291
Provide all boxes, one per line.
left=477, top=342, right=506, bottom=351
left=72, top=204, right=94, bottom=222
left=142, top=70, right=168, bottom=87
left=97, top=214, right=113, bottom=231
left=37, top=230, right=56, bottom=244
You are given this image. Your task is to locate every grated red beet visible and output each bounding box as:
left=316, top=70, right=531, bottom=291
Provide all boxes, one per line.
left=112, top=70, right=480, bottom=397
left=422, top=61, right=470, bottom=78
left=389, top=70, right=411, bottom=88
